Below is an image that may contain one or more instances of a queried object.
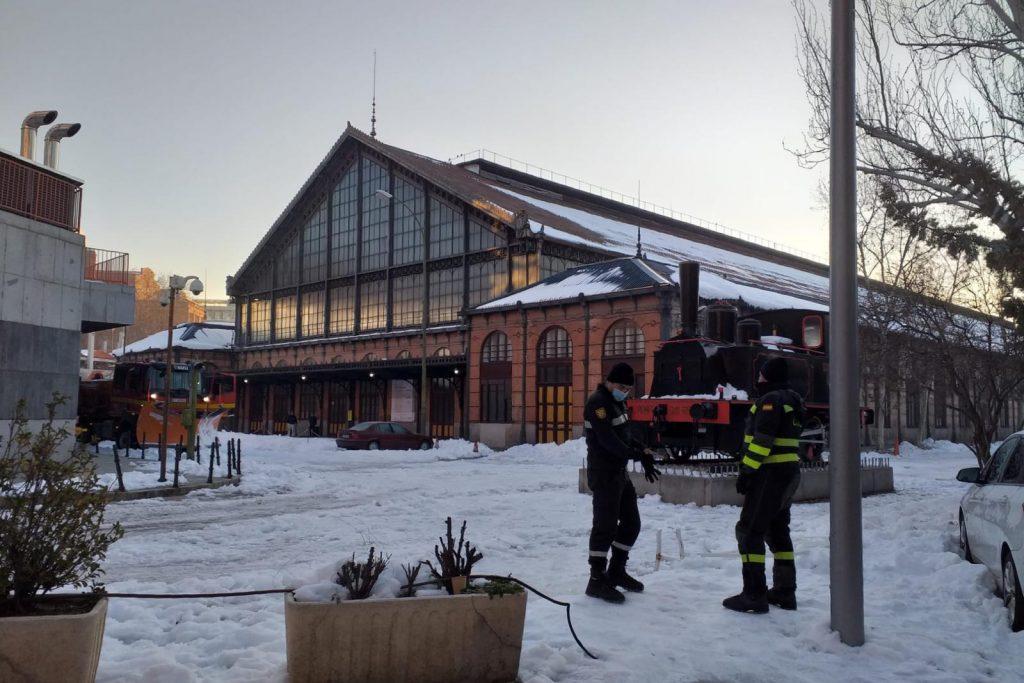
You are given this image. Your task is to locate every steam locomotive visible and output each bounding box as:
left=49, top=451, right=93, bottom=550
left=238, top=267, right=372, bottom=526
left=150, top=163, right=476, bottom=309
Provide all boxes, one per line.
left=628, top=263, right=871, bottom=462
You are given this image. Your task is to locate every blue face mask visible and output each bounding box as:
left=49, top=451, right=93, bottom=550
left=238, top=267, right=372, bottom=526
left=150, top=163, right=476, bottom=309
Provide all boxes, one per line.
left=612, top=388, right=629, bottom=402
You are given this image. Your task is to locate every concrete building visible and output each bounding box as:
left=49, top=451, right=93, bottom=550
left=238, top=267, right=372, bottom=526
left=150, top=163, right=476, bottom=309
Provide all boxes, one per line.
left=0, top=118, right=133, bottom=438
left=202, top=298, right=236, bottom=324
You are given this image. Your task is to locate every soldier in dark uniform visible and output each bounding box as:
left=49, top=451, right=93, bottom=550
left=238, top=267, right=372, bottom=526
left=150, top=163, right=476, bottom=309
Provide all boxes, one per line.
left=584, top=362, right=661, bottom=603
left=724, top=356, right=804, bottom=614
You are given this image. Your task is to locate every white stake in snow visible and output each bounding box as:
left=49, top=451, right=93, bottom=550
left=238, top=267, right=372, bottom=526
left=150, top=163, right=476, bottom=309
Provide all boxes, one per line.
left=675, top=529, right=685, bottom=559
left=655, top=529, right=663, bottom=571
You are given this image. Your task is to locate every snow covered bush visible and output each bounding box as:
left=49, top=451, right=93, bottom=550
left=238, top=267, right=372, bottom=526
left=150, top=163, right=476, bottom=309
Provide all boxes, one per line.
left=335, top=547, right=390, bottom=600
left=0, top=396, right=124, bottom=615
left=425, top=517, right=483, bottom=595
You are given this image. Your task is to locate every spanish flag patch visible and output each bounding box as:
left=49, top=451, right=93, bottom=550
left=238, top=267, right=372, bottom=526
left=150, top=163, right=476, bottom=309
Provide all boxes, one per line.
left=762, top=403, right=774, bottom=411
left=595, top=407, right=607, bottom=420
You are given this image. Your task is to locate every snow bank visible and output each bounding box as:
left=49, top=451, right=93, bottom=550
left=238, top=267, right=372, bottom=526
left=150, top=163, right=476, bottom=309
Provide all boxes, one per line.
left=94, top=435, right=1023, bottom=682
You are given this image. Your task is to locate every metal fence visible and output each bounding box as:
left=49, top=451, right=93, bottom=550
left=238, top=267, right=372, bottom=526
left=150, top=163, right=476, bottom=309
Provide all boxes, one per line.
left=84, top=248, right=131, bottom=285
left=0, top=152, right=81, bottom=232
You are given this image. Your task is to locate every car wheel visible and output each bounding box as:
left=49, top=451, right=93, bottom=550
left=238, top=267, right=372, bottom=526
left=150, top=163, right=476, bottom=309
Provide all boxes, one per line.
left=960, top=513, right=975, bottom=563
left=1003, top=551, right=1024, bottom=632
left=420, top=440, right=432, bottom=450
left=368, top=441, right=380, bottom=451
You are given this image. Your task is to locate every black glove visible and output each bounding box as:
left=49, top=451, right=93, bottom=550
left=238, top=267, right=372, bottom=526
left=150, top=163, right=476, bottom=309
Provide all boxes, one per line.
left=641, top=451, right=661, bottom=483
left=736, top=465, right=756, bottom=495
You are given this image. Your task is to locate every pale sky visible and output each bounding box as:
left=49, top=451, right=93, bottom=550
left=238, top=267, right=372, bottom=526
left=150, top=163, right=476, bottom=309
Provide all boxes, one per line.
left=1, top=0, right=828, bottom=299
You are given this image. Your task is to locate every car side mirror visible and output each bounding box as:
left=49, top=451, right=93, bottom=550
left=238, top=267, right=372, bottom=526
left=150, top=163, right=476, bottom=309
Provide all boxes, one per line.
left=956, top=467, right=981, bottom=484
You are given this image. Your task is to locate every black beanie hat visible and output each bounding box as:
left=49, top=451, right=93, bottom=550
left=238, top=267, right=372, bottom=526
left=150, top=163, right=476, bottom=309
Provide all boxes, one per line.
left=760, top=356, right=788, bottom=384
left=606, top=362, right=635, bottom=386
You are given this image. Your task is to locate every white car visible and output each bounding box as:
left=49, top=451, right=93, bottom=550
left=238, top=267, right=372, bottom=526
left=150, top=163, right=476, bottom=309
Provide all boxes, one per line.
left=958, top=431, right=1024, bottom=632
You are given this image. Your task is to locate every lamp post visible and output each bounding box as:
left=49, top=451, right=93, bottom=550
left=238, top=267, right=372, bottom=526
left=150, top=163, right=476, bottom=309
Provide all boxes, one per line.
left=157, top=274, right=205, bottom=482
left=374, top=188, right=430, bottom=435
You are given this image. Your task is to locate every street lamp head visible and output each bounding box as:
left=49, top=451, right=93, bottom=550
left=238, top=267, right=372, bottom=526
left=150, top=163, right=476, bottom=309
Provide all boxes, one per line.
left=368, top=371, right=375, bottom=378
left=374, top=189, right=393, bottom=201
left=300, top=375, right=307, bottom=381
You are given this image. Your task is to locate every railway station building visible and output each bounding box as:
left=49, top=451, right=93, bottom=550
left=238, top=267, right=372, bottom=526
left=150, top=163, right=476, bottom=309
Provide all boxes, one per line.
left=227, top=126, right=1022, bottom=448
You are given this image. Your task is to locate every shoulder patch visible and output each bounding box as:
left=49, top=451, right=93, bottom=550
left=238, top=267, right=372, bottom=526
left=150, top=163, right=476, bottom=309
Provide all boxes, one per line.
left=761, top=403, right=774, bottom=412
left=595, top=407, right=608, bottom=420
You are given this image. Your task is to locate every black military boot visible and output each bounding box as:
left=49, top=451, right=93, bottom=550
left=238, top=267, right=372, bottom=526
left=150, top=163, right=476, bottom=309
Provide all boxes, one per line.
left=723, top=563, right=769, bottom=614
left=586, top=573, right=625, bottom=603
left=607, top=548, right=644, bottom=592
left=768, top=561, right=797, bottom=610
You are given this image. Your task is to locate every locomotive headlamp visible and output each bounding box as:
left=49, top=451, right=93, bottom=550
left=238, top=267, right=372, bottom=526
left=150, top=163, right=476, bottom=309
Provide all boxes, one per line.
left=203, top=396, right=211, bottom=403
left=149, top=393, right=158, bottom=400
left=688, top=401, right=718, bottom=421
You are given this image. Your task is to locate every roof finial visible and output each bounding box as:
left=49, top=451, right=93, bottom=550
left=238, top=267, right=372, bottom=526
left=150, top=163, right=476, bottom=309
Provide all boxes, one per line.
left=370, top=50, right=377, bottom=138
left=635, top=224, right=643, bottom=259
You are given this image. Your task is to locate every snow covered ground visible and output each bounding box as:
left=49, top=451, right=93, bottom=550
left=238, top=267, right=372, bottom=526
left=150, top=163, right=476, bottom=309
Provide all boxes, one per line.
left=94, top=435, right=1022, bottom=682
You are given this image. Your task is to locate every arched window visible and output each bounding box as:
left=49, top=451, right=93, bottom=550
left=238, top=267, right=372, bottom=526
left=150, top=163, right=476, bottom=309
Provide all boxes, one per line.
left=536, top=327, right=573, bottom=444
left=362, top=352, right=378, bottom=362
left=331, top=355, right=345, bottom=364
left=433, top=347, right=452, bottom=357
left=300, top=357, right=316, bottom=368
left=275, top=359, right=288, bottom=368
left=480, top=332, right=512, bottom=423
left=250, top=362, right=263, bottom=370
left=602, top=319, right=646, bottom=394
left=396, top=350, right=412, bottom=359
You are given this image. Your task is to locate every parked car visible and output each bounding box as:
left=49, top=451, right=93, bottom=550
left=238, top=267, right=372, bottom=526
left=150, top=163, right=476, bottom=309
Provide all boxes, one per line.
left=958, top=431, right=1024, bottom=631
left=336, top=422, right=433, bottom=451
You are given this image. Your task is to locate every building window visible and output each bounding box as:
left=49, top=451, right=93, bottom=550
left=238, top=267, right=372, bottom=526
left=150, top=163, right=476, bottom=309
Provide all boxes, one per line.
left=329, top=284, right=354, bottom=334
left=602, top=319, right=645, bottom=394
left=393, top=175, right=424, bottom=266
left=277, top=233, right=300, bottom=288
left=468, top=259, right=509, bottom=307
left=541, top=254, right=579, bottom=279
left=301, top=288, right=324, bottom=338
left=359, top=279, right=387, bottom=331
left=298, top=382, right=321, bottom=419
left=274, top=293, right=297, bottom=341
left=512, top=252, right=538, bottom=290
left=469, top=217, right=504, bottom=252
left=536, top=326, right=573, bottom=444
left=480, top=331, right=512, bottom=423
left=238, top=298, right=248, bottom=346
left=361, top=157, right=389, bottom=272
left=250, top=296, right=271, bottom=343
left=429, top=196, right=463, bottom=259
left=252, top=259, right=274, bottom=292
left=429, top=268, right=463, bottom=324
left=906, top=386, right=920, bottom=429
left=434, top=347, right=452, bottom=357
left=331, top=165, right=359, bottom=278
left=302, top=200, right=328, bottom=283
left=392, top=273, right=423, bottom=328
left=538, top=326, right=572, bottom=361
left=934, top=378, right=947, bottom=429
left=396, top=349, right=411, bottom=359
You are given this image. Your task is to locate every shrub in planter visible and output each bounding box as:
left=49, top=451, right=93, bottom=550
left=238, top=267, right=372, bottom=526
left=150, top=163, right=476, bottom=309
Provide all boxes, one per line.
left=0, top=397, right=124, bottom=682
left=285, top=518, right=527, bottom=683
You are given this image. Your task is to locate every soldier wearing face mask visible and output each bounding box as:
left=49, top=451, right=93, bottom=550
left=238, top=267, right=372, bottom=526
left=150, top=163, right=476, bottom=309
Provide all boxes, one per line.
left=583, top=362, right=661, bottom=603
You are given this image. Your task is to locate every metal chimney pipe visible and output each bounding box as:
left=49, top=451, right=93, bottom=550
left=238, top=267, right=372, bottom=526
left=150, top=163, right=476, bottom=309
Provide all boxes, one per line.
left=678, top=261, right=700, bottom=337
left=20, top=110, right=58, bottom=160
left=43, top=123, right=81, bottom=170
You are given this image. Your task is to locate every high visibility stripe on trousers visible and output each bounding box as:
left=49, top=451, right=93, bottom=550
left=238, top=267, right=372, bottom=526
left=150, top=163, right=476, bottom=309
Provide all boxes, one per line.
left=740, top=552, right=794, bottom=563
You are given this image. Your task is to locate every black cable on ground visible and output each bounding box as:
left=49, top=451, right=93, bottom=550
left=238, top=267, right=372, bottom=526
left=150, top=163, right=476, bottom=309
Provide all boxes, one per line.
left=469, top=574, right=598, bottom=660
left=89, top=574, right=600, bottom=661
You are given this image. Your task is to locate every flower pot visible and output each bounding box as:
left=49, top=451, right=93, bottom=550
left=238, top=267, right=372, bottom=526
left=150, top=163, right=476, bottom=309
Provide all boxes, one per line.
left=0, top=596, right=108, bottom=683
left=284, top=590, right=527, bottom=683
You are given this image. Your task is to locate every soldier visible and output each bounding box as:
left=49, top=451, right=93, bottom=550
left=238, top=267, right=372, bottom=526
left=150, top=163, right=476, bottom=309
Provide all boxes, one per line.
left=724, top=356, right=804, bottom=614
left=584, top=362, right=661, bottom=603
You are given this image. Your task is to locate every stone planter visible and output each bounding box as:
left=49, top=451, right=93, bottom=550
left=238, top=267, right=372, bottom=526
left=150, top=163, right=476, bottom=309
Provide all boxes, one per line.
left=0, top=596, right=108, bottom=683
left=285, top=590, right=527, bottom=683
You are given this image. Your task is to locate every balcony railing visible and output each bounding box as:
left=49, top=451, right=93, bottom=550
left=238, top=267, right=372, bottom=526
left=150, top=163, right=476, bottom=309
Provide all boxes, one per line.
left=85, top=248, right=132, bottom=285
left=0, top=149, right=82, bottom=232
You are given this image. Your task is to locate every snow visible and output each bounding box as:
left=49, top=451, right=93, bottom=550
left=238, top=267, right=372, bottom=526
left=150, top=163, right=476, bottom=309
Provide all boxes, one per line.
left=112, top=323, right=234, bottom=357
left=646, top=383, right=749, bottom=400
left=93, top=434, right=1023, bottom=681
left=490, top=185, right=831, bottom=307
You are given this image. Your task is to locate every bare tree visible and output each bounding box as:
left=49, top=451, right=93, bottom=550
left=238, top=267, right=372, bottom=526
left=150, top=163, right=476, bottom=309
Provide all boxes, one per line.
left=795, top=0, right=1024, bottom=326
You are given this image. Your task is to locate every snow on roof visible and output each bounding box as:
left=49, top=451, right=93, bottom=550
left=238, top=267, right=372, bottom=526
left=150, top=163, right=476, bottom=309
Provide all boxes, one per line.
left=476, top=256, right=828, bottom=313
left=113, top=322, right=234, bottom=357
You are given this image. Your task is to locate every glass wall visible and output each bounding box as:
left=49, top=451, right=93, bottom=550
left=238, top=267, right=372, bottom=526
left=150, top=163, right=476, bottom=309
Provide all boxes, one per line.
left=329, top=284, right=354, bottom=334
left=277, top=233, right=300, bottom=288
left=393, top=175, right=424, bottom=266
left=361, top=157, right=389, bottom=271
left=274, top=293, right=297, bottom=341
left=250, top=297, right=271, bottom=343
left=302, top=200, right=328, bottom=283
left=429, top=268, right=463, bottom=324
left=468, top=258, right=508, bottom=307
left=359, top=279, right=387, bottom=330
left=392, top=273, right=423, bottom=328
left=430, top=196, right=463, bottom=259
left=331, top=166, right=358, bottom=278
left=301, top=288, right=324, bottom=338
left=469, top=217, right=504, bottom=252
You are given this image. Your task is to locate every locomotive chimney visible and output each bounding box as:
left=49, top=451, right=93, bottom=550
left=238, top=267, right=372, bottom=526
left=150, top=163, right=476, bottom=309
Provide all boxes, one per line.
left=678, top=261, right=700, bottom=337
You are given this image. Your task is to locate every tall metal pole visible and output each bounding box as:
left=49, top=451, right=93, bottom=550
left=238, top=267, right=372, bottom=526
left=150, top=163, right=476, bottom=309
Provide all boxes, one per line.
left=828, top=0, right=865, bottom=646
left=159, top=289, right=176, bottom=482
